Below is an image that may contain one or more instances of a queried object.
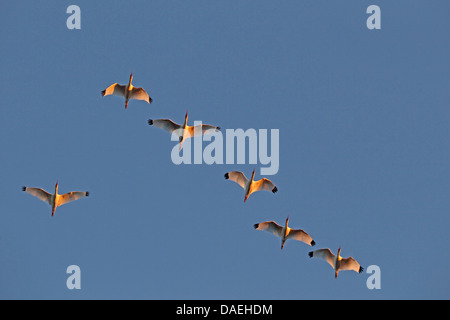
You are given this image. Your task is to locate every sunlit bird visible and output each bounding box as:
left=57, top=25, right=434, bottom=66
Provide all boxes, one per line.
left=101, top=72, right=152, bottom=109
left=148, top=110, right=220, bottom=150
left=308, top=247, right=363, bottom=278
left=224, top=169, right=277, bottom=202
left=254, top=216, right=315, bottom=249
left=22, top=181, right=89, bottom=217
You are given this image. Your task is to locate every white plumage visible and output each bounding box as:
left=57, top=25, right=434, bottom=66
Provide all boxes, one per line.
left=224, top=169, right=277, bottom=202
left=308, top=247, right=363, bottom=278
left=148, top=110, right=220, bottom=150
left=22, top=181, right=89, bottom=217
left=102, top=73, right=152, bottom=109
left=254, top=216, right=315, bottom=249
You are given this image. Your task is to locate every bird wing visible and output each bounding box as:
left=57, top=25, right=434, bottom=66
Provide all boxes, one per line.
left=131, top=87, right=152, bottom=103
left=309, top=248, right=335, bottom=269
left=102, top=83, right=126, bottom=97
left=250, top=178, right=277, bottom=194
left=287, top=229, right=315, bottom=246
left=224, top=171, right=248, bottom=189
left=339, top=257, right=363, bottom=273
left=58, top=191, right=89, bottom=206
left=254, top=221, right=283, bottom=238
left=149, top=119, right=182, bottom=135
left=23, top=187, right=51, bottom=204
left=187, top=124, right=220, bottom=137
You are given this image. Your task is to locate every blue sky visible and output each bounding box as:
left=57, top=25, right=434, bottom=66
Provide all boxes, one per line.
left=0, top=1, right=448, bottom=299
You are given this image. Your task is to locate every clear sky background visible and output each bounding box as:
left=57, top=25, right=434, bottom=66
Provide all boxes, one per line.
left=0, top=1, right=448, bottom=299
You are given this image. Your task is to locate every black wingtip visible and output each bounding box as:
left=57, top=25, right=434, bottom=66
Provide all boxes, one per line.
left=22, top=186, right=26, bottom=191
left=86, top=192, right=90, bottom=197
left=272, top=186, right=278, bottom=194
left=311, top=240, right=316, bottom=247
left=359, top=266, right=364, bottom=274
left=148, top=97, right=153, bottom=104
left=101, top=90, right=106, bottom=96
left=253, top=223, right=259, bottom=229
left=216, top=126, right=221, bottom=131
left=148, top=119, right=153, bottom=125
left=308, top=251, right=314, bottom=258
left=224, top=173, right=229, bottom=180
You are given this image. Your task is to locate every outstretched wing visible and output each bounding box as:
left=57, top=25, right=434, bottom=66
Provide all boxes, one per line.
left=287, top=229, right=315, bottom=246
left=308, top=248, right=335, bottom=269
left=102, top=83, right=126, bottom=97
left=187, top=124, right=220, bottom=137
left=131, top=87, right=152, bottom=103
left=250, top=178, right=277, bottom=194
left=148, top=119, right=182, bottom=135
left=340, top=257, right=364, bottom=274
left=254, top=221, right=283, bottom=238
left=58, top=191, right=89, bottom=206
left=23, top=187, right=51, bottom=204
left=224, top=171, right=248, bottom=189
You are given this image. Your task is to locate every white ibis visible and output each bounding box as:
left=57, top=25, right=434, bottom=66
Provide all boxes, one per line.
left=148, top=110, right=220, bottom=150
left=22, top=181, right=89, bottom=217
left=308, top=247, right=364, bottom=278
left=102, top=73, right=152, bottom=109
left=224, top=169, right=277, bottom=202
left=254, top=216, right=315, bottom=249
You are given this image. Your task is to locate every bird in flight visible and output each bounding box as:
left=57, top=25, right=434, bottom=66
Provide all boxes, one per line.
left=102, top=72, right=152, bottom=109
left=22, top=181, right=89, bottom=217
left=148, top=110, right=220, bottom=150
left=308, top=247, right=364, bottom=278
left=254, top=216, right=315, bottom=249
left=224, top=169, right=277, bottom=202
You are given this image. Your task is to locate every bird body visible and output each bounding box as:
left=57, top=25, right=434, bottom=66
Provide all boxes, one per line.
left=22, top=181, right=89, bottom=217
left=308, top=247, right=363, bottom=278
left=224, top=169, right=277, bottom=202
left=254, top=216, right=315, bottom=249
left=102, top=73, right=152, bottom=109
left=148, top=110, right=220, bottom=150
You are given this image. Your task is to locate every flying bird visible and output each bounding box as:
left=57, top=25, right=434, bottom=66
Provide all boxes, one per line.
left=148, top=110, right=220, bottom=150
left=308, top=247, right=364, bottom=278
left=22, top=181, right=89, bottom=217
left=101, top=73, right=152, bottom=109
left=254, top=216, right=315, bottom=249
left=224, top=169, right=277, bottom=202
